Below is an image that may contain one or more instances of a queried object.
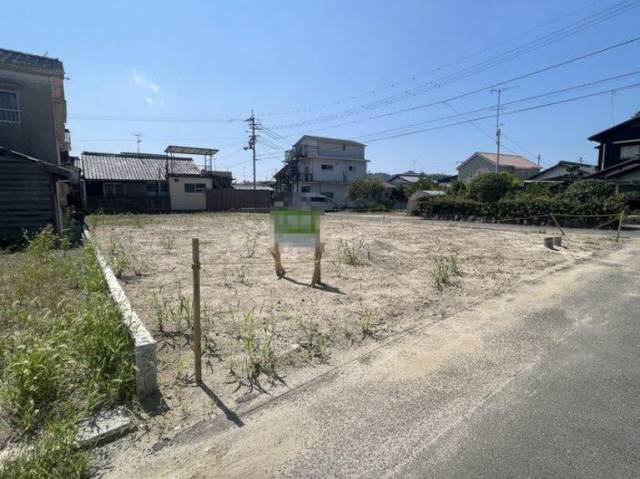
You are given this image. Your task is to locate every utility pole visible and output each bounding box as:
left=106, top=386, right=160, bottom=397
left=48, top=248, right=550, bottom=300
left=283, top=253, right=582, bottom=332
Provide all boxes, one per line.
left=537, top=154, right=541, bottom=166
left=490, top=89, right=502, bottom=173
left=245, top=111, right=257, bottom=193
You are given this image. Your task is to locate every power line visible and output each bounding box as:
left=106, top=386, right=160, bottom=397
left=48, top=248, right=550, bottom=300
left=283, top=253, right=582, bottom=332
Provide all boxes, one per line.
left=363, top=80, right=640, bottom=143
left=349, top=69, right=640, bottom=141
left=258, top=0, right=609, bottom=117
left=69, top=115, right=244, bottom=123
left=270, top=2, right=640, bottom=130
left=288, top=37, right=640, bottom=137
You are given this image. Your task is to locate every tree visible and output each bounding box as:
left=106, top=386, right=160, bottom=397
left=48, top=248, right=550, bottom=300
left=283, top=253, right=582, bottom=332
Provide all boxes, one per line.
left=347, top=177, right=386, bottom=207
left=449, top=180, right=467, bottom=197
left=402, top=175, right=439, bottom=197
left=467, top=172, right=521, bottom=202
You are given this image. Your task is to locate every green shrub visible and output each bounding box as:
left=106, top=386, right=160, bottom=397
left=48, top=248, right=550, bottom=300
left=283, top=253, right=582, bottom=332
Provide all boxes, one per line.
left=517, top=182, right=554, bottom=199
left=415, top=180, right=626, bottom=227
left=468, top=172, right=522, bottom=202
left=449, top=180, right=467, bottom=197
left=402, top=175, right=439, bottom=197
left=347, top=178, right=386, bottom=207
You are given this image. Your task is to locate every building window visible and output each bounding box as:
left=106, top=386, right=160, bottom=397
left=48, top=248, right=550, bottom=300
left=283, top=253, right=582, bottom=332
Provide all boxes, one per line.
left=342, top=144, right=346, bottom=151
left=321, top=191, right=334, bottom=199
left=103, top=183, right=124, bottom=198
left=301, top=186, right=311, bottom=193
left=0, top=91, right=20, bottom=123
left=620, top=144, right=640, bottom=160
left=184, top=183, right=207, bottom=193
left=321, top=164, right=333, bottom=170
left=348, top=165, right=354, bottom=171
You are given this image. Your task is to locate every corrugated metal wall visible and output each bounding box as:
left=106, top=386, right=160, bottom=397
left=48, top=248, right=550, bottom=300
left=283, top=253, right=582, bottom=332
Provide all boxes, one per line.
left=0, top=154, right=56, bottom=239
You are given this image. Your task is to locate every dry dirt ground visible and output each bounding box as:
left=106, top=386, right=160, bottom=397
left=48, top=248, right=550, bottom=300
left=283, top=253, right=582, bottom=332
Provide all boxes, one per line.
left=89, top=212, right=619, bottom=463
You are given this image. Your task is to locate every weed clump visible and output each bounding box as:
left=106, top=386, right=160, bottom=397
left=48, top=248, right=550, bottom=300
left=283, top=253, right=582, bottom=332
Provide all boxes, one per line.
left=432, top=254, right=462, bottom=291
left=231, top=311, right=279, bottom=387
left=357, top=310, right=378, bottom=339
left=338, top=239, right=370, bottom=266
left=297, top=318, right=328, bottom=362
left=0, top=228, right=135, bottom=475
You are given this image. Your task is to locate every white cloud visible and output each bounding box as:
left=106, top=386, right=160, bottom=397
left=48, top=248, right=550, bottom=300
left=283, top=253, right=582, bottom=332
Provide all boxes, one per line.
left=132, top=68, right=164, bottom=107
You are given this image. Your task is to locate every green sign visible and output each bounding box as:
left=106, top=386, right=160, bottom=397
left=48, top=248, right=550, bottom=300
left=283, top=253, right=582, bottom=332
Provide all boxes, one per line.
left=272, top=209, right=319, bottom=247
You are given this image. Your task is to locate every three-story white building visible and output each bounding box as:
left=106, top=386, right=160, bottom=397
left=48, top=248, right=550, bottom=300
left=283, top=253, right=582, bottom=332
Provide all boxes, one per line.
left=275, top=135, right=368, bottom=206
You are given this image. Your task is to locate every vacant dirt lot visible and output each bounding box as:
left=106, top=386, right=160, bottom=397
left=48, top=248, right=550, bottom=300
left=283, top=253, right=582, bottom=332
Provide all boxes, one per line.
left=90, top=212, right=619, bottom=443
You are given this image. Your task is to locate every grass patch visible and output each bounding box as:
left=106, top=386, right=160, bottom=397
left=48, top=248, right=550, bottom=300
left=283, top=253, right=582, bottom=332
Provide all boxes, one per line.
left=338, top=239, right=370, bottom=266
left=296, top=318, right=328, bottom=362
left=0, top=227, right=135, bottom=476
left=357, top=309, right=378, bottom=339
left=231, top=311, right=279, bottom=388
left=432, top=254, right=462, bottom=291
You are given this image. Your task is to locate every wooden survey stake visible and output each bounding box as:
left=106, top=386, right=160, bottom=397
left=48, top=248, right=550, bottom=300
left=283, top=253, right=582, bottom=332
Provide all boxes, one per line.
left=549, top=213, right=565, bottom=236
left=270, top=242, right=286, bottom=277
left=616, top=210, right=625, bottom=243
left=311, top=242, right=325, bottom=287
left=192, top=238, right=202, bottom=384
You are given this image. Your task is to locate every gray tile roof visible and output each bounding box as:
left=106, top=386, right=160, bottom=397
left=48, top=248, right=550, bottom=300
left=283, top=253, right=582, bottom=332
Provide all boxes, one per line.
left=80, top=152, right=201, bottom=181
left=0, top=48, right=64, bottom=74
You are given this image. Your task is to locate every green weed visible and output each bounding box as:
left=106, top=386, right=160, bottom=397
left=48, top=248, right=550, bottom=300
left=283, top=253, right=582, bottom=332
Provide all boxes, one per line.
left=338, top=239, right=369, bottom=266
left=233, top=311, right=279, bottom=386
left=357, top=309, right=377, bottom=339
left=0, top=228, right=135, bottom=474
left=432, top=254, right=462, bottom=291
left=297, top=318, right=328, bottom=362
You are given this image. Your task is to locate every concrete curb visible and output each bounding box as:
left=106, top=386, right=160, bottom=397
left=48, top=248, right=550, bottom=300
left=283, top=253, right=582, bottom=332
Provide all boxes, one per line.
left=84, top=229, right=158, bottom=399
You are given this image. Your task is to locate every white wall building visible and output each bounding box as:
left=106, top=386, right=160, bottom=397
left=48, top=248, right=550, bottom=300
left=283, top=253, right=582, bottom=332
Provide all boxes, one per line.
left=457, top=152, right=541, bottom=182
left=275, top=135, right=368, bottom=206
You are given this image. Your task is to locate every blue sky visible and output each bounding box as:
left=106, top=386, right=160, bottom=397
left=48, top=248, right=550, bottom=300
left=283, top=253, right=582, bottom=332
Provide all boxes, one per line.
left=4, top=0, right=640, bottom=180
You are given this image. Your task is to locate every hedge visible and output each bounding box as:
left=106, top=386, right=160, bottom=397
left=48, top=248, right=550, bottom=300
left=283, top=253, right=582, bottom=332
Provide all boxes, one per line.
left=413, top=195, right=627, bottom=228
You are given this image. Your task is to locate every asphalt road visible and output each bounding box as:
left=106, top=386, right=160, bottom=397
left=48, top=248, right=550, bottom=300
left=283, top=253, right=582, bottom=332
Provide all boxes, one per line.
left=105, top=242, right=640, bottom=478
left=400, top=247, right=640, bottom=478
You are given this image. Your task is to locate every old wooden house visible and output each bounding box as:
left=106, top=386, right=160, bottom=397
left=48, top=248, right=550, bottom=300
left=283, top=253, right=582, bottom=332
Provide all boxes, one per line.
left=78, top=151, right=233, bottom=212
left=0, top=147, right=71, bottom=240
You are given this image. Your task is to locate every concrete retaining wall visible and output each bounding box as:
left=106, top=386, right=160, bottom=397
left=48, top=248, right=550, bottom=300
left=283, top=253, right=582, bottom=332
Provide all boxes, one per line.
left=84, top=230, right=158, bottom=399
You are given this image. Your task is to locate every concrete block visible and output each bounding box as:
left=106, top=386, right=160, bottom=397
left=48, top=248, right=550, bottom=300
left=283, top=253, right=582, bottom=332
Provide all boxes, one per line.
left=84, top=230, right=158, bottom=399
left=76, top=407, right=134, bottom=448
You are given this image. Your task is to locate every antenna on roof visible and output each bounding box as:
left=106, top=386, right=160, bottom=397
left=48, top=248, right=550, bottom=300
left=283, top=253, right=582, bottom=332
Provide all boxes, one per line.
left=132, top=133, right=143, bottom=154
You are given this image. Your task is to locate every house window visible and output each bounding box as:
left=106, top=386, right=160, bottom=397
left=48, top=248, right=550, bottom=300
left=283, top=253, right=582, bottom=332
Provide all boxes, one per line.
left=301, top=186, right=311, bottom=193
left=0, top=91, right=20, bottom=123
left=321, top=164, right=333, bottom=170
left=184, top=183, right=207, bottom=193
left=348, top=165, right=354, bottom=171
left=321, top=191, right=334, bottom=199
left=620, top=144, right=640, bottom=160
left=342, top=144, right=346, bottom=151
left=103, top=183, right=124, bottom=198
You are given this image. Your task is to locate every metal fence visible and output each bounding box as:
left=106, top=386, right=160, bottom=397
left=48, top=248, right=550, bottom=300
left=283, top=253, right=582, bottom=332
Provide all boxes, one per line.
left=206, top=189, right=273, bottom=211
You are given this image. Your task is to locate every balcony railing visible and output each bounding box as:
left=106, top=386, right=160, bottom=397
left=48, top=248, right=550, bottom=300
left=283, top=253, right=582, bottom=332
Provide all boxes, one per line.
left=286, top=145, right=364, bottom=161
left=0, top=108, right=20, bottom=124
